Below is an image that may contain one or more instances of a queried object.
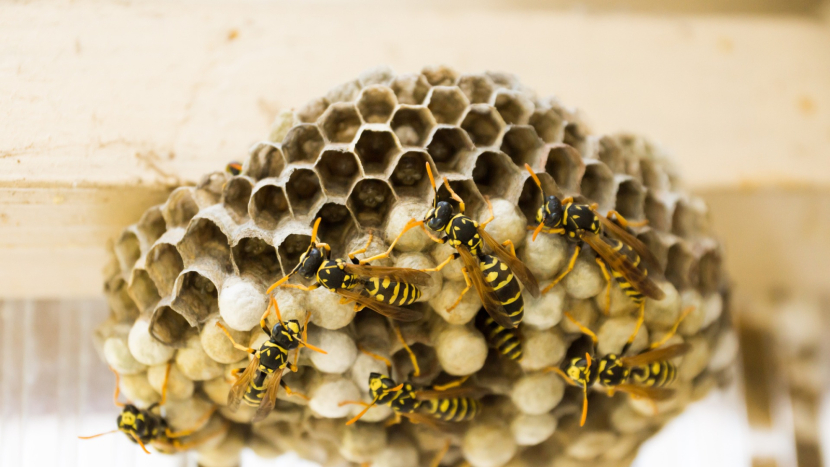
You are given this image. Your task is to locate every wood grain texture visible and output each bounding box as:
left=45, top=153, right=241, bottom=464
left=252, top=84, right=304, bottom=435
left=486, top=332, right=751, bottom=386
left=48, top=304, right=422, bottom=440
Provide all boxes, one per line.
left=2, top=0, right=829, bottom=297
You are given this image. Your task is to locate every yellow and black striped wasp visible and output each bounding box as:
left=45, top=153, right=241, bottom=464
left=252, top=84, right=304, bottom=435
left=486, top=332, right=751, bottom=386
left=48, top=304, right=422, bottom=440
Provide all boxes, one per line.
left=524, top=164, right=664, bottom=319
left=216, top=297, right=326, bottom=422
left=547, top=307, right=693, bottom=426
left=341, top=330, right=483, bottom=428
left=266, top=217, right=431, bottom=322
left=79, top=364, right=226, bottom=454
left=475, top=308, right=522, bottom=361
left=225, top=161, right=242, bottom=176
left=386, top=163, right=539, bottom=329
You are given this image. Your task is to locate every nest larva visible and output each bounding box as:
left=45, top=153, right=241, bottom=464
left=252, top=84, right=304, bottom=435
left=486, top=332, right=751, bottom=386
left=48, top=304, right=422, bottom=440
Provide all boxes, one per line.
left=97, top=65, right=736, bottom=467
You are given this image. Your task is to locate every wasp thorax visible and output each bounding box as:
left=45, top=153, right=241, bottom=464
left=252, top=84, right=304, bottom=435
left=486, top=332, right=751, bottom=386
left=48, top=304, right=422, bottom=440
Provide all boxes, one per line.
left=298, top=247, right=325, bottom=279
left=425, top=201, right=453, bottom=231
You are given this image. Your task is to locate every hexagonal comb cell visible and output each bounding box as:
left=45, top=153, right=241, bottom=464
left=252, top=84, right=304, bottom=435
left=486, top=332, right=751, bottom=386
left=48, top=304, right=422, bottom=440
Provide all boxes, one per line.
left=580, top=162, right=615, bottom=211
left=698, top=250, right=722, bottom=294
left=277, top=232, right=312, bottom=275
left=356, top=86, right=397, bottom=124
left=426, top=126, right=474, bottom=172
left=145, top=243, right=184, bottom=297
left=194, top=172, right=227, bottom=207
left=437, top=178, right=485, bottom=220
left=671, top=200, right=701, bottom=238
left=390, top=151, right=433, bottom=199
left=426, top=86, right=469, bottom=125
left=354, top=128, right=400, bottom=175
left=178, top=218, right=232, bottom=272
left=472, top=151, right=522, bottom=198
left=285, top=169, right=325, bottom=217
left=457, top=74, right=495, bottom=104
left=421, top=65, right=458, bottom=86
left=493, top=90, right=533, bottom=125
left=518, top=171, right=551, bottom=224
left=232, top=237, right=280, bottom=285
left=640, top=158, right=670, bottom=191
left=614, top=178, right=646, bottom=220
left=114, top=231, right=141, bottom=274
left=390, top=106, right=435, bottom=147
left=172, top=270, right=219, bottom=326
left=137, top=207, right=166, bottom=248
left=106, top=278, right=139, bottom=322
left=645, top=192, right=672, bottom=232
left=348, top=178, right=395, bottom=228
left=315, top=149, right=361, bottom=196
left=222, top=177, right=253, bottom=222
left=529, top=107, right=565, bottom=144
left=543, top=144, right=584, bottom=193
left=391, top=73, right=431, bottom=105
left=500, top=126, right=543, bottom=168
left=250, top=183, right=290, bottom=230
left=319, top=103, right=362, bottom=144
left=282, top=124, right=325, bottom=164
left=460, top=104, right=505, bottom=147
left=666, top=243, right=696, bottom=291
left=162, top=188, right=199, bottom=229
left=150, top=303, right=191, bottom=347
left=129, top=269, right=161, bottom=312
left=597, top=136, right=624, bottom=173
left=247, top=143, right=286, bottom=180
left=314, top=202, right=358, bottom=249
left=297, top=97, right=330, bottom=124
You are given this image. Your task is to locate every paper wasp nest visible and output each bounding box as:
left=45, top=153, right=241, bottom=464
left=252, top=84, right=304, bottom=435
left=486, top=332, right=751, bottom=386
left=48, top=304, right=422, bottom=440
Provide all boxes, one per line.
left=98, top=66, right=735, bottom=467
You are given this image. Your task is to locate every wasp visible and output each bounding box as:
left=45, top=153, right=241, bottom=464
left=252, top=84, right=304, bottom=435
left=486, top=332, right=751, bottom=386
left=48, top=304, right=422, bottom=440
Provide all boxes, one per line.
left=225, top=161, right=242, bottom=176
left=384, top=163, right=539, bottom=329
left=266, top=217, right=431, bottom=322
left=79, top=364, right=226, bottom=454
left=548, top=307, right=693, bottom=426
left=475, top=308, right=522, bottom=361
left=216, top=297, right=326, bottom=422
left=524, top=164, right=664, bottom=320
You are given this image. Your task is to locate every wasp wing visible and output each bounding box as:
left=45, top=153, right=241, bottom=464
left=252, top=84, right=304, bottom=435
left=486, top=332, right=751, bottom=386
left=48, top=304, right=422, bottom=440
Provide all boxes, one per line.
left=619, top=343, right=691, bottom=367
left=227, top=354, right=260, bottom=411
left=478, top=228, right=540, bottom=298
left=457, top=247, right=515, bottom=329
left=415, top=386, right=486, bottom=401
left=253, top=369, right=284, bottom=423
left=336, top=288, right=423, bottom=322
left=614, top=384, right=676, bottom=401
left=343, top=264, right=433, bottom=287
left=400, top=412, right=449, bottom=430
left=581, top=231, right=665, bottom=300
left=596, top=214, right=662, bottom=271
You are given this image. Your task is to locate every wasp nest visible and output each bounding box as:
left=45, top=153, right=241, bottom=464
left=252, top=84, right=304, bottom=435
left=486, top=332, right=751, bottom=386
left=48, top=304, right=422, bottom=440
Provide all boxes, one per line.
left=97, top=66, right=735, bottom=467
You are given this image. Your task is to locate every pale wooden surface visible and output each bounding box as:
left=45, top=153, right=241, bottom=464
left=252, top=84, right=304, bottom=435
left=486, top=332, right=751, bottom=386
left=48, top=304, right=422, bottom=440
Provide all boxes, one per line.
left=2, top=0, right=829, bottom=298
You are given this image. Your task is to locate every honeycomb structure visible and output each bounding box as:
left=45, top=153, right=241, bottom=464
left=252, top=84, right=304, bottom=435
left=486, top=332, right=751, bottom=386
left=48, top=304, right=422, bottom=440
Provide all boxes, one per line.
left=98, top=66, right=736, bottom=467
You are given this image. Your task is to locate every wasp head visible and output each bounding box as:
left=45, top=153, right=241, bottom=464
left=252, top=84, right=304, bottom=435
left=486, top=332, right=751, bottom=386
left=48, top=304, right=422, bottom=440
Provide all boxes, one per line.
left=564, top=354, right=598, bottom=389
left=368, top=372, right=399, bottom=400
left=297, top=246, right=325, bottom=280
left=274, top=319, right=303, bottom=350
left=537, top=195, right=564, bottom=229
left=117, top=405, right=149, bottom=443
left=424, top=200, right=453, bottom=232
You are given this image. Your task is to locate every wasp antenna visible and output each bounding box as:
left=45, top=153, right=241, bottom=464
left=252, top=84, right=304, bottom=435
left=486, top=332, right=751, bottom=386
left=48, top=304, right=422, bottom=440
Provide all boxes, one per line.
left=531, top=221, right=546, bottom=241
left=425, top=162, right=437, bottom=193
left=524, top=163, right=545, bottom=193
left=78, top=429, right=119, bottom=440
left=132, top=433, right=151, bottom=454
left=266, top=273, right=294, bottom=294
left=160, top=362, right=172, bottom=406
left=580, top=387, right=589, bottom=427
left=345, top=398, right=378, bottom=425
left=585, top=352, right=592, bottom=369
left=311, top=217, right=322, bottom=244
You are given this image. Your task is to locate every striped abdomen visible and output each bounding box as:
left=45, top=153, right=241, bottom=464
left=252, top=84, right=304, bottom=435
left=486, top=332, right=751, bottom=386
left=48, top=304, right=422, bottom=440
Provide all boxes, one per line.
left=243, top=372, right=267, bottom=406
left=479, top=255, right=524, bottom=326
left=605, top=239, right=645, bottom=304
left=364, top=277, right=422, bottom=306
left=476, top=310, right=522, bottom=360
left=628, top=361, right=678, bottom=388
left=421, top=397, right=480, bottom=422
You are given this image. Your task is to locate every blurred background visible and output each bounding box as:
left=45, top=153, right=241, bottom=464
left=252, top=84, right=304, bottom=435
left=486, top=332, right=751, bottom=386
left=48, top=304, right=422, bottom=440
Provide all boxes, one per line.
left=1, top=0, right=829, bottom=466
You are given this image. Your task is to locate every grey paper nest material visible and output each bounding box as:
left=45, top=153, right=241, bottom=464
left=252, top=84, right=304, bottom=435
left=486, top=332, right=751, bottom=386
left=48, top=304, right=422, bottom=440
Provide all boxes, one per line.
left=98, top=66, right=736, bottom=467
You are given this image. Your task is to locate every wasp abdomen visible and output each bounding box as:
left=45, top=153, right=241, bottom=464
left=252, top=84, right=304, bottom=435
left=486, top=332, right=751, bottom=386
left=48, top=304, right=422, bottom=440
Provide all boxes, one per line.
left=629, top=361, right=677, bottom=388
left=476, top=310, right=522, bottom=360
left=423, top=397, right=480, bottom=422
left=365, top=277, right=422, bottom=306
left=479, top=255, right=524, bottom=326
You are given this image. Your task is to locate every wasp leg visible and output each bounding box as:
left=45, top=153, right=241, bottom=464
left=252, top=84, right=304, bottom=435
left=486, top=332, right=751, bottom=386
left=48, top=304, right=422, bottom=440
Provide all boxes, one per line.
left=480, top=195, right=495, bottom=228
left=620, top=302, right=646, bottom=356
left=541, top=245, right=581, bottom=294
left=431, top=375, right=470, bottom=391
left=430, top=439, right=452, bottom=467
left=393, top=324, right=420, bottom=377
left=357, top=344, right=392, bottom=372
left=564, top=311, right=599, bottom=344
left=359, top=219, right=425, bottom=264
left=606, top=210, right=649, bottom=228
left=106, top=366, right=127, bottom=408
left=165, top=406, right=217, bottom=439
left=544, top=366, right=578, bottom=386
left=442, top=176, right=466, bottom=214
left=159, top=361, right=173, bottom=406
left=384, top=412, right=403, bottom=427
left=423, top=252, right=459, bottom=273
left=281, top=380, right=310, bottom=401
left=260, top=296, right=280, bottom=336
left=280, top=282, right=321, bottom=292
left=348, top=231, right=374, bottom=264
left=446, top=267, right=473, bottom=313
left=648, top=306, right=695, bottom=349
left=216, top=322, right=257, bottom=355
left=595, top=258, right=612, bottom=316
